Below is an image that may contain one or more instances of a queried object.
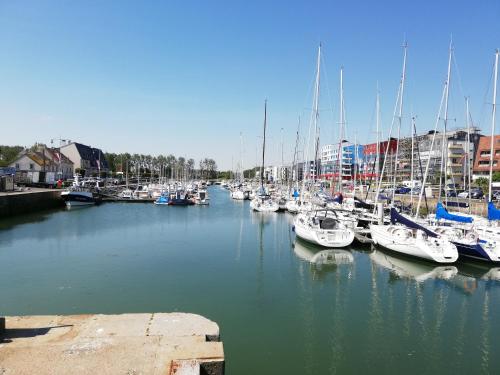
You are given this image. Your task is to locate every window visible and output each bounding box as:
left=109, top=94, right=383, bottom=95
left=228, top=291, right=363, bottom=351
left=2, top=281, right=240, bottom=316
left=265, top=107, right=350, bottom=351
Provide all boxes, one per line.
left=479, top=161, right=489, bottom=166
left=29, top=163, right=34, bottom=170
left=481, top=151, right=491, bottom=157
left=15, top=163, right=19, bottom=169
left=496, top=150, right=500, bottom=156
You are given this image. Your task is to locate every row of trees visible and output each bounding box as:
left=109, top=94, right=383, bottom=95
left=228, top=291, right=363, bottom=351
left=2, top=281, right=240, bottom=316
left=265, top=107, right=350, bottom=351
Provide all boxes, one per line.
left=0, top=145, right=24, bottom=167
left=104, top=152, right=218, bottom=179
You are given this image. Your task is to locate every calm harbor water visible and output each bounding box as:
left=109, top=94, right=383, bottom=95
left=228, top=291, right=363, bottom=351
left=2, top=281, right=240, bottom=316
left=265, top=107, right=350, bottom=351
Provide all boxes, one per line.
left=1, top=187, right=499, bottom=374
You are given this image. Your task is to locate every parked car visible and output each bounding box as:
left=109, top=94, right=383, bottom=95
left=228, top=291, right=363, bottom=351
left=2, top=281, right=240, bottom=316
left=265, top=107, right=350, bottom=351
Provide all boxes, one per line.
left=395, top=186, right=411, bottom=194
left=446, top=190, right=458, bottom=197
left=470, top=188, right=484, bottom=199
left=411, top=187, right=422, bottom=195
left=457, top=191, right=469, bottom=199
left=492, top=190, right=500, bottom=201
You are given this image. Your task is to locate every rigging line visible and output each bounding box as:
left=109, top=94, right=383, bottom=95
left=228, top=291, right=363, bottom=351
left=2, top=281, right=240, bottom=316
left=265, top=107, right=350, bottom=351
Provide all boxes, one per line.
left=452, top=48, right=467, bottom=102
left=478, top=59, right=495, bottom=130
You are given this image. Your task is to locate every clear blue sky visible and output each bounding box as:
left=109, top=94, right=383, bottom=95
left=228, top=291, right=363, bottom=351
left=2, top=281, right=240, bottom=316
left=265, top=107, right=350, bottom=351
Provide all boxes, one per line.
left=1, top=0, right=499, bottom=170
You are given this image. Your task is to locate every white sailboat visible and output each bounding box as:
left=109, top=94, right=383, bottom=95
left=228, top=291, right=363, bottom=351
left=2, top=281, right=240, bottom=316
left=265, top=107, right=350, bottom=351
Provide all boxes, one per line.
left=294, top=209, right=355, bottom=248
left=251, top=100, right=279, bottom=213
left=369, top=43, right=459, bottom=263
left=293, top=45, right=356, bottom=248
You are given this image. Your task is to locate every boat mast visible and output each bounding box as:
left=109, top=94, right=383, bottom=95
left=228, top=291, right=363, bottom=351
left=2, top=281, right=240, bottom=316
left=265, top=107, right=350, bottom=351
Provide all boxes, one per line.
left=260, top=100, right=267, bottom=191
left=337, top=67, right=345, bottom=192
left=439, top=41, right=453, bottom=205
left=488, top=50, right=499, bottom=203
left=302, top=44, right=321, bottom=199
left=465, top=97, right=472, bottom=213
left=410, top=115, right=415, bottom=211
left=391, top=42, right=407, bottom=203
left=373, top=43, right=406, bottom=214
left=415, top=65, right=448, bottom=218
left=375, top=87, right=380, bottom=187
left=280, top=127, right=284, bottom=186
left=292, top=117, right=300, bottom=191
left=312, top=45, right=321, bottom=184
left=353, top=132, right=358, bottom=193
left=239, top=131, right=244, bottom=182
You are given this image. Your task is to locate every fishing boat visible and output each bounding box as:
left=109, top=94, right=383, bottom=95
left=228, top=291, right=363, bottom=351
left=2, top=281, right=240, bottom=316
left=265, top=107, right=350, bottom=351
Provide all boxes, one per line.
left=168, top=191, right=194, bottom=206
left=61, top=174, right=97, bottom=208
left=294, top=209, right=355, bottom=248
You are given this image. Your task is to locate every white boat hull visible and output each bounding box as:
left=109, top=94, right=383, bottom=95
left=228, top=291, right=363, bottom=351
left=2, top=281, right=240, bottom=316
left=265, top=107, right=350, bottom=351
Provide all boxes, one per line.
left=294, top=217, right=354, bottom=248
left=369, top=224, right=458, bottom=263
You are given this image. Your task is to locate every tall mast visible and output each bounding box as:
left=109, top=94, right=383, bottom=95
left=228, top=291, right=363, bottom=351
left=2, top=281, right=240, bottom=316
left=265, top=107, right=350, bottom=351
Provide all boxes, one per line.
left=337, top=67, right=345, bottom=192
left=373, top=44, right=406, bottom=213
left=375, top=87, right=380, bottom=186
left=239, top=131, right=243, bottom=181
left=410, top=116, right=415, bottom=210
left=260, top=100, right=267, bottom=190
left=353, top=132, right=358, bottom=192
left=465, top=97, right=472, bottom=213
left=280, top=127, right=284, bottom=184
left=488, top=50, right=499, bottom=202
left=439, top=41, right=453, bottom=204
left=391, top=42, right=407, bottom=203
left=312, top=44, right=321, bottom=182
left=301, top=44, right=321, bottom=198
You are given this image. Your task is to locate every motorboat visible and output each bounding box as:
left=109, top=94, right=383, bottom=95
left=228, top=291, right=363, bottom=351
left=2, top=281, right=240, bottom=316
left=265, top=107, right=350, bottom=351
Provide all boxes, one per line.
left=154, top=195, right=169, bottom=205
left=60, top=174, right=96, bottom=208
left=194, top=189, right=210, bottom=205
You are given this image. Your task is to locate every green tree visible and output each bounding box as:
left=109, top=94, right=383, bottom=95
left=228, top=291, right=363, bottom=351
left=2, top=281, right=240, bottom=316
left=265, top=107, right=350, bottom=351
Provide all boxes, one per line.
left=0, top=145, right=24, bottom=167
left=475, top=177, right=489, bottom=194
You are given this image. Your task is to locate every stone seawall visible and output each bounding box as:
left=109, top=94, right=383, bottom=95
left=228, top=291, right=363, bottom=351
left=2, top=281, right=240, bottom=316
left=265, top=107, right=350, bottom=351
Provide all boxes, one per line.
left=0, top=189, right=64, bottom=218
left=0, top=313, right=225, bottom=375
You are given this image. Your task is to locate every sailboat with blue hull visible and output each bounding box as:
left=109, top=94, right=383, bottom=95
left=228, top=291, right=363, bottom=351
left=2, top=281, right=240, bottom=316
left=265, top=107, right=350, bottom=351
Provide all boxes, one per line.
left=431, top=203, right=500, bottom=262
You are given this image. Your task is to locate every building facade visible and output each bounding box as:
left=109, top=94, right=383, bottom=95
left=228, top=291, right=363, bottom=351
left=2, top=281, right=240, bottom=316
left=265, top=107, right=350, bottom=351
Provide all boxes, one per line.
left=473, top=135, right=500, bottom=179
left=60, top=142, right=109, bottom=176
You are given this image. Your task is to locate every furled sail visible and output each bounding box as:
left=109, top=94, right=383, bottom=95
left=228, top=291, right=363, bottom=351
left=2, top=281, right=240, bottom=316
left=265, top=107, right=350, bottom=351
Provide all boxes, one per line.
left=488, top=201, right=500, bottom=221
left=390, top=208, right=438, bottom=238
left=436, top=202, right=473, bottom=223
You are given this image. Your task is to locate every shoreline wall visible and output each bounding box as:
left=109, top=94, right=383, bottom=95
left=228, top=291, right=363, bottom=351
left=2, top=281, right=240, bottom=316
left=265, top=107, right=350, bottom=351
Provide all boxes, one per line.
left=0, top=190, right=64, bottom=218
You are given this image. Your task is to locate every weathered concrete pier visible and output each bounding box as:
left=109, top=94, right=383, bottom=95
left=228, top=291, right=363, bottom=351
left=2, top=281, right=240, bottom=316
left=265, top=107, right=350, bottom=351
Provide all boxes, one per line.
left=0, top=188, right=64, bottom=217
left=0, top=313, right=224, bottom=375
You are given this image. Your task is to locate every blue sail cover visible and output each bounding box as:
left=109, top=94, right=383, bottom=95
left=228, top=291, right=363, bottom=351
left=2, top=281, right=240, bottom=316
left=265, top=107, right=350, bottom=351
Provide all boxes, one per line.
left=390, top=208, right=438, bottom=238
left=488, top=201, right=500, bottom=221
left=436, top=202, right=473, bottom=223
